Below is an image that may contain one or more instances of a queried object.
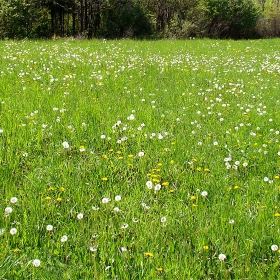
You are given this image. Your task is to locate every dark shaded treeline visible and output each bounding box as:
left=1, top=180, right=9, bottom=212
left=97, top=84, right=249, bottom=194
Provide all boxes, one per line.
left=0, top=0, right=280, bottom=39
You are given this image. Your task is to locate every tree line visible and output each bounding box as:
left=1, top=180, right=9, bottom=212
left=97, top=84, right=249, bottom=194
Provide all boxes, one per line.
left=0, top=0, right=280, bottom=39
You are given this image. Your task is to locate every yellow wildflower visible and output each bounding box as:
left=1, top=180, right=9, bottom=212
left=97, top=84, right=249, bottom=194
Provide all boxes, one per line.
left=144, top=252, right=154, bottom=257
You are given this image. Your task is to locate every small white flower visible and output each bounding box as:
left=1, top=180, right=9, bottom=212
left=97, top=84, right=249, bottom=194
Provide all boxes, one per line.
left=0, top=129, right=3, bottom=133
left=32, top=259, right=41, bottom=267
left=121, top=223, right=128, bottom=229
left=22, top=152, right=28, bottom=157
left=10, top=228, right=17, bottom=235
left=0, top=228, right=5, bottom=235
left=127, top=114, right=135, bottom=120
left=201, top=191, right=208, bottom=197
left=100, top=135, right=106, bottom=139
left=61, top=235, right=68, bottom=242
left=46, top=224, right=53, bottom=231
left=264, top=177, right=269, bottom=182
left=77, top=213, right=84, bottom=220
left=10, top=197, right=18, bottom=204
left=113, top=207, right=120, bottom=212
left=229, top=219, right=235, bottom=224
left=5, top=207, right=13, bottom=215
left=121, top=247, right=127, bottom=252
left=161, top=217, right=167, bottom=223
left=271, top=244, right=278, bottom=251
left=102, top=198, right=110, bottom=204
left=92, top=206, right=100, bottom=210
left=218, top=253, right=226, bottom=261
left=146, top=181, right=153, bottom=189
left=154, top=184, right=161, bottom=191
left=62, top=141, right=70, bottom=149
left=138, top=151, right=144, bottom=157
left=115, top=195, right=121, bottom=202
left=89, top=246, right=97, bottom=252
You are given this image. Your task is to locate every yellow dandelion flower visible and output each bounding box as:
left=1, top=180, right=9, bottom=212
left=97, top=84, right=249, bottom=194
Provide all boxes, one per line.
left=227, top=187, right=232, bottom=191
left=101, top=177, right=108, bottom=181
left=109, top=149, right=114, bottom=152
left=203, top=246, right=209, bottom=250
left=192, top=204, right=198, bottom=207
left=13, top=248, right=20, bottom=253
left=60, top=187, right=66, bottom=192
left=157, top=163, right=163, bottom=167
left=102, top=155, right=108, bottom=159
left=162, top=182, right=169, bottom=187
left=152, top=179, right=160, bottom=183
left=170, top=160, right=174, bottom=164
left=275, top=175, right=279, bottom=179
left=48, top=187, right=54, bottom=191
left=275, top=213, right=280, bottom=217
left=169, top=189, right=175, bottom=193
left=116, top=151, right=122, bottom=154
left=204, top=168, right=210, bottom=172
left=57, top=197, right=62, bottom=202
left=190, top=196, right=196, bottom=200
left=261, top=205, right=267, bottom=209
left=157, top=267, right=163, bottom=272
left=45, top=196, right=51, bottom=200
left=128, top=154, right=133, bottom=158
left=118, top=156, right=124, bottom=160
left=196, top=167, right=202, bottom=171
left=144, top=252, right=154, bottom=257
left=234, top=186, right=239, bottom=190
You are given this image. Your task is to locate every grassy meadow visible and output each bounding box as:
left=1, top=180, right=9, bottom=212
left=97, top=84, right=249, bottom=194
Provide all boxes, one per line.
left=0, top=38, right=280, bottom=279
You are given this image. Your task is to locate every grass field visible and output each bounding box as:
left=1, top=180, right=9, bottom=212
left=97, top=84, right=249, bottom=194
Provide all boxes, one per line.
left=0, top=38, right=280, bottom=279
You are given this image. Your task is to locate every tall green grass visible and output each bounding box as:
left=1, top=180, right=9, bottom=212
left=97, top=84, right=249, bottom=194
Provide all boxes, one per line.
left=0, top=38, right=280, bottom=279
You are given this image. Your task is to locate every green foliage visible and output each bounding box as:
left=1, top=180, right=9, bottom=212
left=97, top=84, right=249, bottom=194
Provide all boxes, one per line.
left=99, top=0, right=152, bottom=38
left=0, top=0, right=49, bottom=39
left=205, top=0, right=261, bottom=38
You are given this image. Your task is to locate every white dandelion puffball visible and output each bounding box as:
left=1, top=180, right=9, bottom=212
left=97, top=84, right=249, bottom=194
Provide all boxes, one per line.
left=271, top=244, right=279, bottom=251
left=4, top=207, right=13, bottom=214
left=46, top=225, right=53, bottom=231
left=115, top=195, right=121, bottom=202
left=10, top=228, right=17, bottom=235
left=146, top=181, right=153, bottom=189
left=61, top=235, right=68, bottom=242
left=10, top=197, right=18, bottom=204
left=77, top=213, right=84, bottom=220
left=102, top=197, right=110, bottom=204
left=201, top=191, right=208, bottom=197
left=62, top=141, right=70, bottom=149
left=218, top=253, right=226, bottom=261
left=32, top=259, right=41, bottom=267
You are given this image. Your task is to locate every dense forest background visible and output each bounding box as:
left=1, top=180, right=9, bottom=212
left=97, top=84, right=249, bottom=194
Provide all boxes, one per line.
left=0, top=0, right=280, bottom=39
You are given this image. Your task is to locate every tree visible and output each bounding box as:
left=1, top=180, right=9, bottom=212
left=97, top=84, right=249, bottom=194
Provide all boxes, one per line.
left=205, top=0, right=260, bottom=38
left=0, top=0, right=49, bottom=39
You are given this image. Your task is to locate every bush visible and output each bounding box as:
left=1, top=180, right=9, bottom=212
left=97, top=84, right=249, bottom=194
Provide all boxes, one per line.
left=205, top=0, right=260, bottom=39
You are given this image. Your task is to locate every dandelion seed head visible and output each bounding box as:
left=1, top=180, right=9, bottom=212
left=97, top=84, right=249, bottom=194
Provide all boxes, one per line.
left=218, top=253, right=226, bottom=261
left=61, top=235, right=68, bottom=242
left=32, top=259, right=41, bottom=267
left=46, top=225, right=53, bottom=231
left=10, top=197, right=18, bottom=204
